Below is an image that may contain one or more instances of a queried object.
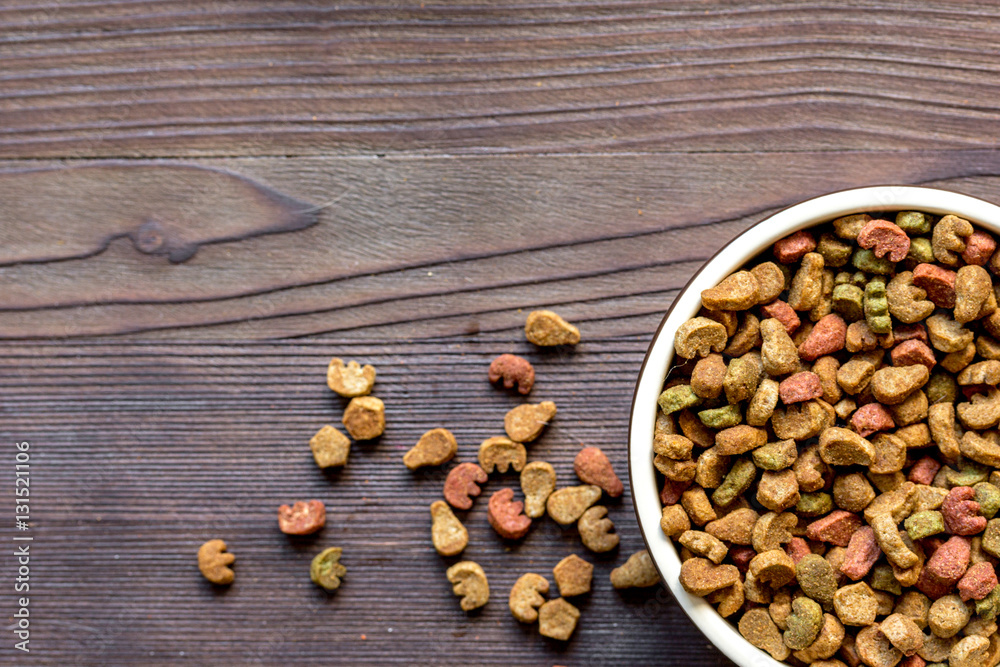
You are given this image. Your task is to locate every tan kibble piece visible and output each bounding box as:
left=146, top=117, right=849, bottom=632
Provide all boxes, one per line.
left=509, top=573, right=549, bottom=622
left=880, top=613, right=924, bottom=656
left=752, top=262, right=786, bottom=303
left=578, top=506, right=619, bottom=553
left=749, top=549, right=796, bottom=588
left=198, top=539, right=235, bottom=585
left=792, top=613, right=846, bottom=663
left=705, top=506, right=759, bottom=545
left=760, top=318, right=801, bottom=376
left=950, top=635, right=991, bottom=667
left=701, top=270, right=760, bottom=310
left=789, top=252, right=826, bottom=311
left=690, top=353, right=726, bottom=399
left=309, top=425, right=351, bottom=468
left=927, top=312, right=975, bottom=353
left=957, top=387, right=1000, bottom=430
left=894, top=590, right=932, bottom=630
left=833, top=473, right=876, bottom=512
left=819, top=426, right=875, bottom=466
left=870, top=365, right=930, bottom=405
left=725, top=313, right=763, bottom=357
left=863, top=481, right=916, bottom=524
left=674, top=317, right=728, bottom=359
left=430, top=501, right=468, bottom=557
left=889, top=389, right=928, bottom=427
left=504, top=401, right=556, bottom=443
left=678, top=408, right=715, bottom=446
left=962, top=614, right=996, bottom=637
left=942, top=341, right=977, bottom=373
left=714, top=425, right=768, bottom=456
left=813, top=355, right=843, bottom=403
left=738, top=608, right=791, bottom=661
left=771, top=400, right=832, bottom=441
left=794, top=444, right=830, bottom=492
left=525, top=310, right=580, bottom=346
left=342, top=396, right=385, bottom=440
left=958, top=359, right=1000, bottom=385
left=856, top=624, right=903, bottom=667
left=752, top=511, right=797, bottom=553
left=955, top=264, right=997, bottom=323
left=928, top=594, right=970, bottom=639
left=869, top=513, right=919, bottom=569
left=446, top=561, right=489, bottom=611
left=538, top=598, right=580, bottom=641
left=678, top=530, right=728, bottom=564
left=681, top=486, right=718, bottom=526
left=932, top=214, right=974, bottom=266
left=747, top=378, right=781, bottom=426
left=770, top=589, right=793, bottom=630
left=833, top=581, right=878, bottom=626
left=478, top=436, right=527, bottom=473
left=870, top=433, right=907, bottom=474
left=653, top=433, right=694, bottom=460
left=326, top=358, right=376, bottom=397
left=756, top=469, right=800, bottom=512
left=836, top=356, right=877, bottom=395
left=404, top=428, right=458, bottom=470
left=520, top=461, right=557, bottom=518
left=680, top=557, right=740, bottom=595
left=553, top=555, right=593, bottom=597
left=744, top=569, right=774, bottom=605
left=707, top=581, right=744, bottom=618
left=546, top=485, right=602, bottom=525
left=919, top=634, right=958, bottom=662
left=660, top=504, right=691, bottom=538
left=610, top=550, right=660, bottom=588
left=887, top=272, right=935, bottom=324
left=928, top=402, right=962, bottom=460
left=695, top=446, right=730, bottom=489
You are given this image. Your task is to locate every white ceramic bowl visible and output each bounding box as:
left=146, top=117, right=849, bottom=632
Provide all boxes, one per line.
left=628, top=186, right=1000, bottom=666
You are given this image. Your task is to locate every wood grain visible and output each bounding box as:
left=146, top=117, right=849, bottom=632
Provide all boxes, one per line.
left=6, top=151, right=1000, bottom=340
left=0, top=338, right=731, bottom=666
left=4, top=1, right=1000, bottom=157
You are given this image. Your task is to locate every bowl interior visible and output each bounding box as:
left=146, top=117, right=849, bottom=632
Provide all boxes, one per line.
left=628, top=185, right=1000, bottom=667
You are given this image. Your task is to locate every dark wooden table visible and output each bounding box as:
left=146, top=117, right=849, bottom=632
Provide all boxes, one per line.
left=4, top=2, right=1000, bottom=664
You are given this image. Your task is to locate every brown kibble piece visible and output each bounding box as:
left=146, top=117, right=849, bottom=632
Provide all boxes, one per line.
left=681, top=486, right=718, bottom=526
left=789, top=252, right=826, bottom=312
left=309, top=425, right=351, bottom=469
left=488, top=488, right=531, bottom=540
left=690, top=353, right=727, bottom=399
left=761, top=317, right=801, bottom=376
left=870, top=365, right=929, bottom=405
left=752, top=262, right=787, bottom=303
left=834, top=581, right=879, bottom=626
left=955, top=264, right=997, bottom=324
left=478, top=436, right=527, bottom=473
left=610, top=550, right=660, bottom=588
left=538, top=598, right=580, bottom=641
left=705, top=507, right=758, bottom=545
left=574, top=447, right=623, bottom=497
left=680, top=557, right=740, bottom=595
left=198, top=539, right=235, bottom=585
left=714, top=425, right=768, bottom=456
left=792, top=613, right=846, bottom=663
left=752, top=511, right=797, bottom=553
left=578, top=506, right=619, bottom=553
left=525, top=310, right=580, bottom=346
left=404, top=428, right=458, bottom=470
left=750, top=549, right=797, bottom=588
left=446, top=561, right=489, bottom=611
left=553, top=555, right=593, bottom=597
left=819, top=426, right=876, bottom=466
left=660, top=504, right=692, bottom=538
left=856, top=624, right=903, bottom=667
left=520, top=461, right=557, bottom=518
left=326, top=358, right=376, bottom=397
left=932, top=214, right=974, bottom=266
left=278, top=500, right=326, bottom=536
left=489, top=354, right=535, bottom=395
left=504, top=401, right=556, bottom=443
left=739, top=608, right=791, bottom=661
left=342, top=396, right=385, bottom=440
left=430, top=500, right=468, bottom=556
left=443, top=462, right=488, bottom=510
left=509, top=573, right=549, bottom=622
left=679, top=530, right=728, bottom=564
left=950, top=635, right=990, bottom=667
left=702, top=270, right=760, bottom=310
left=674, top=317, right=728, bottom=359
left=887, top=272, right=935, bottom=324
left=547, top=485, right=602, bottom=525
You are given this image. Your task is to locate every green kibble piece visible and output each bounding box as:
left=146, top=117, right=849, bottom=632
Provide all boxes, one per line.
left=896, top=211, right=932, bottom=235
left=864, top=277, right=891, bottom=334
left=796, top=492, right=834, bottom=517
left=834, top=271, right=853, bottom=285
left=816, top=233, right=853, bottom=268
left=852, top=248, right=894, bottom=274
left=868, top=563, right=902, bottom=595
left=711, top=458, right=756, bottom=508
left=310, top=547, right=346, bottom=591
left=977, top=583, right=1000, bottom=620
left=752, top=439, right=798, bottom=471
left=698, top=404, right=742, bottom=429
left=946, top=461, right=990, bottom=488
left=832, top=283, right=865, bottom=322
left=795, top=554, right=838, bottom=610
left=851, top=271, right=868, bottom=287
left=657, top=385, right=701, bottom=415
left=983, top=519, right=1000, bottom=558
left=904, top=510, right=945, bottom=540
left=906, top=237, right=935, bottom=264
left=975, top=483, right=1000, bottom=519
left=783, top=596, right=824, bottom=650
left=927, top=372, right=958, bottom=405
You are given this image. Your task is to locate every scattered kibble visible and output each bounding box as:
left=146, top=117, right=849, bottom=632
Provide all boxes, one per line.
left=277, top=500, right=326, bottom=536
left=197, top=539, right=235, bottom=585
left=446, top=561, right=489, bottom=611
left=310, top=547, right=346, bottom=591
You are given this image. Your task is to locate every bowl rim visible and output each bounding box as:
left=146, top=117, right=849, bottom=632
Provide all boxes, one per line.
left=627, top=185, right=1000, bottom=667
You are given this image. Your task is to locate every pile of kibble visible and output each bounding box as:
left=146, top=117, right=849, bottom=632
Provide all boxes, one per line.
left=658, top=212, right=1000, bottom=666
left=197, top=309, right=660, bottom=643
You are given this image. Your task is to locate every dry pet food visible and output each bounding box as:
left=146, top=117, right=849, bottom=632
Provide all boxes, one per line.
left=198, top=539, right=235, bottom=585
left=525, top=310, right=580, bottom=346
left=310, top=547, right=346, bottom=591
left=443, top=462, right=488, bottom=510
left=446, top=561, right=490, bottom=611
left=656, top=211, right=1000, bottom=665
left=547, top=485, right=602, bottom=525
left=520, top=461, right=557, bottom=518
left=578, top=505, right=619, bottom=553
left=487, top=488, right=532, bottom=540
left=327, top=358, right=376, bottom=397
left=538, top=598, right=581, bottom=641
left=430, top=500, right=469, bottom=556
left=404, top=428, right=458, bottom=470
left=278, top=500, right=326, bottom=536
left=574, top=446, right=624, bottom=497
left=342, top=396, right=385, bottom=440
left=479, top=436, right=528, bottom=473
left=553, top=554, right=593, bottom=597
left=610, top=550, right=661, bottom=589
left=489, top=354, right=535, bottom=395
left=509, top=573, right=550, bottom=622
left=309, top=425, right=351, bottom=468
left=504, top=401, right=557, bottom=443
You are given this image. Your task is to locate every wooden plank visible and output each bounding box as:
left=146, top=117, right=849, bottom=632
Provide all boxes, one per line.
left=4, top=1, right=1000, bottom=157
left=6, top=151, right=1000, bottom=340
left=0, top=338, right=733, bottom=666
